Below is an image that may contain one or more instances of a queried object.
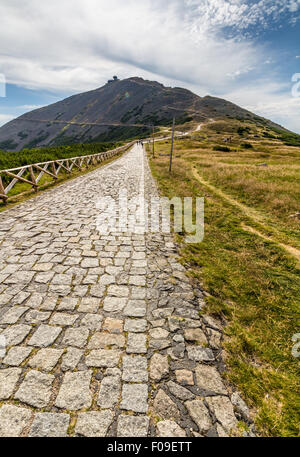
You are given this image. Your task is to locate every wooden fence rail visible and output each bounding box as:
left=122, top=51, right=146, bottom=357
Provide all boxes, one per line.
left=0, top=142, right=134, bottom=205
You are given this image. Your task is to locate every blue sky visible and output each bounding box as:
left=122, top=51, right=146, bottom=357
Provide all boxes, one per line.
left=0, top=0, right=299, bottom=132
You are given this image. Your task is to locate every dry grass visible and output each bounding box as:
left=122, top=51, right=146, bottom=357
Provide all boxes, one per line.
left=148, top=119, right=300, bottom=437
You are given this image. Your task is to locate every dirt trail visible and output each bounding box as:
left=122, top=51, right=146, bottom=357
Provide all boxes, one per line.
left=192, top=166, right=300, bottom=264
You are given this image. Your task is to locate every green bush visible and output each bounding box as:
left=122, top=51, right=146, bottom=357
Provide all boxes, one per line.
left=213, top=145, right=231, bottom=152
left=0, top=141, right=122, bottom=171
left=241, top=142, right=253, bottom=149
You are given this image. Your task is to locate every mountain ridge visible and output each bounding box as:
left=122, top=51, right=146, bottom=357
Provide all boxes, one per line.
left=0, top=77, right=287, bottom=151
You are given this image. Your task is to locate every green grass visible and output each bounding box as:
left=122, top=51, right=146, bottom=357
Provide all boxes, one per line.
left=147, top=120, right=300, bottom=437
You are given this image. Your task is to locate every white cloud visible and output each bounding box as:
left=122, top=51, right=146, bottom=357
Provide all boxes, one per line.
left=0, top=0, right=299, bottom=131
left=17, top=105, right=44, bottom=111
left=0, top=0, right=266, bottom=93
left=223, top=80, right=300, bottom=133
left=0, top=114, right=15, bottom=127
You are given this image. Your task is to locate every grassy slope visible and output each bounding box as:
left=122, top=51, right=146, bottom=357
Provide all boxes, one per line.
left=148, top=119, right=300, bottom=437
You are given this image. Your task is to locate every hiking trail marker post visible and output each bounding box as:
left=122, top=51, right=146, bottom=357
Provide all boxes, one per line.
left=152, top=125, right=155, bottom=158
left=169, top=117, right=176, bottom=173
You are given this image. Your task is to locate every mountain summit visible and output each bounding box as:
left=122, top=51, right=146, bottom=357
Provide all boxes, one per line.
left=0, top=77, right=284, bottom=151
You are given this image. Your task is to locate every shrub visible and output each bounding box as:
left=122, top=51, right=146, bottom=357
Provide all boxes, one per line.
left=213, top=145, right=231, bottom=152
left=241, top=142, right=253, bottom=149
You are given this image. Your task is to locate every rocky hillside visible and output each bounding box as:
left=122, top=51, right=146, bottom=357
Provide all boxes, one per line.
left=0, top=77, right=286, bottom=151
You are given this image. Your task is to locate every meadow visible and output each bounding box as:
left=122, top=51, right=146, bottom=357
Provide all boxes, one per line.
left=147, top=119, right=300, bottom=437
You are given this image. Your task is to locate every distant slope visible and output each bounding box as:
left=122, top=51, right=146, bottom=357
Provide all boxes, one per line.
left=0, top=76, right=287, bottom=151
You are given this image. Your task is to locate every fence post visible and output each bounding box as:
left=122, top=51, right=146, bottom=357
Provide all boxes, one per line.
left=29, top=166, right=38, bottom=192
left=51, top=162, right=58, bottom=178
left=0, top=175, right=7, bottom=205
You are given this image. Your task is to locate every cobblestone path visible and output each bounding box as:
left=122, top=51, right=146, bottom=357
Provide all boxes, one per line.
left=0, top=144, right=251, bottom=437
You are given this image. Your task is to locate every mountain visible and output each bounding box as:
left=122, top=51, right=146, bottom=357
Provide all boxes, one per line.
left=0, top=76, right=286, bottom=151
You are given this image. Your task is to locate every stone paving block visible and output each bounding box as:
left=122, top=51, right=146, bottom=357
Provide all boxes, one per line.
left=124, top=300, right=147, bottom=317
left=88, top=332, right=125, bottom=349
left=117, top=416, right=149, bottom=437
left=0, top=367, right=22, bottom=399
left=28, top=348, right=64, bottom=371
left=35, top=272, right=55, bottom=284
left=97, top=375, right=121, bottom=408
left=122, top=355, right=148, bottom=382
left=33, top=263, right=53, bottom=272
left=231, top=392, right=250, bottom=421
left=99, top=274, right=115, bottom=285
left=187, top=346, right=215, bottom=362
left=1, top=324, right=32, bottom=346
left=129, top=276, right=146, bottom=286
left=0, top=404, right=32, bottom=437
left=124, top=318, right=147, bottom=333
left=103, top=296, right=127, bottom=313
left=0, top=306, right=29, bottom=324
left=107, top=285, right=130, bottom=297
left=149, top=327, right=169, bottom=339
left=132, top=252, right=146, bottom=260
left=3, top=346, right=33, bottom=366
left=131, top=287, right=146, bottom=299
left=185, top=399, right=212, bottom=434
left=61, top=347, right=83, bottom=371
left=0, top=293, right=12, bottom=305
left=206, top=396, right=238, bottom=433
left=81, top=258, right=99, bottom=268
left=156, top=420, right=186, bottom=437
left=126, top=333, right=147, bottom=353
left=89, top=285, right=106, bottom=298
left=62, top=327, right=89, bottom=348
left=55, top=371, right=92, bottom=411
left=29, top=413, right=70, bottom=437
left=51, top=274, right=73, bottom=285
left=175, top=369, right=194, bottom=386
left=78, top=297, right=99, bottom=313
left=207, top=328, right=222, bottom=349
left=184, top=326, right=207, bottom=341
left=28, top=325, right=62, bottom=347
left=166, top=381, right=195, bottom=401
left=49, top=312, right=79, bottom=326
left=25, top=310, right=51, bottom=323
left=15, top=370, right=54, bottom=408
left=195, top=364, right=227, bottom=395
left=120, top=383, right=148, bottom=413
left=82, top=275, right=99, bottom=285
left=102, top=317, right=123, bottom=334
left=86, top=349, right=121, bottom=368
left=75, top=411, right=114, bottom=437
left=48, top=285, right=71, bottom=296
left=40, top=296, right=58, bottom=311
left=153, top=389, right=180, bottom=421
left=149, top=353, right=169, bottom=381
left=57, top=297, right=78, bottom=311
left=81, top=313, right=103, bottom=331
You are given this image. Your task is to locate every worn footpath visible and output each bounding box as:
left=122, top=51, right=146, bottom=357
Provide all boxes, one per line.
left=0, top=144, right=252, bottom=437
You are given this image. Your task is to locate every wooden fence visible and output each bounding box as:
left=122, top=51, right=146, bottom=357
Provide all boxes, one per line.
left=0, top=142, right=134, bottom=205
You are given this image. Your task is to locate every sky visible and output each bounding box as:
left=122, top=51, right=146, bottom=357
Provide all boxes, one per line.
left=0, top=0, right=300, bottom=132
